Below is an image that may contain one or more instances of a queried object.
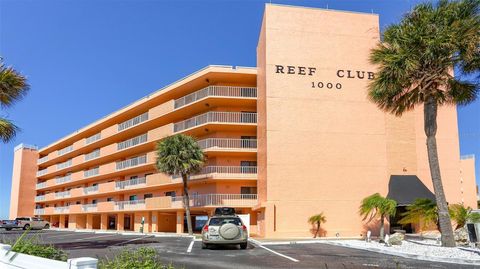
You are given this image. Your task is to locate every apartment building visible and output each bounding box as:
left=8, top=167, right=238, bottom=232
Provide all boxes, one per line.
left=10, top=4, right=477, bottom=238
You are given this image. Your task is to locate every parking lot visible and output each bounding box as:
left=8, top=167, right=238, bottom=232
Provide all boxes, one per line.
left=0, top=229, right=477, bottom=269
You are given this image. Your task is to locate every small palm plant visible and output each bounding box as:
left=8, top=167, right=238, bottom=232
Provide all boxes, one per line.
left=359, top=193, right=397, bottom=240
left=399, top=198, right=439, bottom=230
left=308, top=213, right=327, bottom=238
left=0, top=59, right=30, bottom=142
left=450, top=204, right=480, bottom=229
left=156, top=134, right=205, bottom=235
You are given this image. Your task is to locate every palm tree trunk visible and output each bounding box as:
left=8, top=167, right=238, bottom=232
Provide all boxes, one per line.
left=424, top=97, right=455, bottom=247
left=315, top=222, right=320, bottom=238
left=380, top=214, right=385, bottom=241
left=182, top=174, right=193, bottom=235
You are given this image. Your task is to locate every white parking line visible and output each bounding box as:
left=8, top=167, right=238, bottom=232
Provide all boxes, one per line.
left=112, top=235, right=154, bottom=246
left=73, top=234, right=117, bottom=241
left=187, top=239, right=195, bottom=253
left=41, top=232, right=92, bottom=239
left=249, top=239, right=299, bottom=262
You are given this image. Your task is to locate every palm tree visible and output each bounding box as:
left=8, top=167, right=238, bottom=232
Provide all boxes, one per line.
left=0, top=60, right=29, bottom=142
left=155, top=134, right=205, bottom=235
left=399, top=198, right=439, bottom=230
left=308, top=213, right=327, bottom=238
left=359, top=193, right=397, bottom=240
left=450, top=204, right=480, bottom=229
left=368, top=0, right=480, bottom=247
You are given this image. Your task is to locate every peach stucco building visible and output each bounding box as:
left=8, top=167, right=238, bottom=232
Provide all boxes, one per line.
left=10, top=4, right=477, bottom=238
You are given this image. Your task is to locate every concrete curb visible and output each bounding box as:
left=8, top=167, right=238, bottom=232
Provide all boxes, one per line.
left=50, top=228, right=193, bottom=238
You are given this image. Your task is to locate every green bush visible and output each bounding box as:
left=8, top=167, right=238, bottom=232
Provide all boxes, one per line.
left=8, top=231, right=67, bottom=261
left=99, top=247, right=175, bottom=269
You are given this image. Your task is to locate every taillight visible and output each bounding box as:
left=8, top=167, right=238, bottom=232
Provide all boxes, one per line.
left=241, top=225, right=247, bottom=231
left=203, top=225, right=209, bottom=232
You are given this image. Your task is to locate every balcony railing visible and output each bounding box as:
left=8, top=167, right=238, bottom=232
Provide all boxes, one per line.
left=55, top=173, right=72, bottom=184
left=174, top=86, right=257, bottom=109
left=57, top=145, right=73, bottom=156
left=115, top=177, right=146, bottom=190
left=56, top=159, right=72, bottom=170
left=197, top=138, right=257, bottom=150
left=55, top=190, right=71, bottom=199
left=172, top=194, right=258, bottom=208
left=54, top=206, right=69, bottom=213
left=118, top=112, right=149, bottom=132
left=85, top=149, right=100, bottom=161
left=116, top=155, right=147, bottom=170
left=85, top=133, right=101, bottom=145
left=83, top=185, right=99, bottom=194
left=34, top=208, right=45, bottom=215
left=84, top=167, right=99, bottom=178
left=37, top=169, right=48, bottom=177
left=173, top=166, right=257, bottom=179
left=174, top=112, right=257, bottom=132
left=82, top=204, right=97, bottom=212
left=117, top=133, right=148, bottom=151
left=37, top=156, right=49, bottom=164
left=36, top=182, right=47, bottom=189
left=114, top=200, right=146, bottom=210
left=35, top=195, right=45, bottom=202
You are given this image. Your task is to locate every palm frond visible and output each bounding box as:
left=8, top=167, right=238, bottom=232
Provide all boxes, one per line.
left=0, top=117, right=19, bottom=143
left=0, top=62, right=30, bottom=108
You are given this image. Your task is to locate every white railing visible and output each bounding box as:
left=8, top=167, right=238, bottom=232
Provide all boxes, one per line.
left=36, top=169, right=48, bottom=177
left=34, top=195, right=45, bottom=202
left=197, top=138, right=257, bottom=150
left=460, top=154, right=475, bottom=160
left=85, top=133, right=101, bottom=144
left=82, top=204, right=97, bottom=212
left=56, top=159, right=72, bottom=170
left=172, top=194, right=257, bottom=208
left=115, top=177, right=146, bottom=189
left=83, top=185, right=99, bottom=194
left=54, top=206, right=69, bottom=213
left=34, top=208, right=45, bottom=215
left=55, top=173, right=72, bottom=184
left=117, top=133, right=148, bottom=151
left=84, top=149, right=100, bottom=161
left=173, top=166, right=257, bottom=179
left=36, top=182, right=46, bottom=189
left=174, top=86, right=257, bottom=109
left=116, top=155, right=147, bottom=170
left=118, top=112, right=149, bottom=131
left=84, top=167, right=99, bottom=178
left=37, top=156, right=49, bottom=164
left=174, top=112, right=257, bottom=132
left=57, top=145, right=73, bottom=156
left=114, top=200, right=146, bottom=210
left=55, top=190, right=70, bottom=198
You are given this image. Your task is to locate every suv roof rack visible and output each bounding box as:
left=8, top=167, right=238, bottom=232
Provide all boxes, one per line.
left=214, top=207, right=236, bottom=216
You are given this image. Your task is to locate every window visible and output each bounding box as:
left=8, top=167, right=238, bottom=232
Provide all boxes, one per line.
left=130, top=176, right=138, bottom=180
left=107, top=197, right=113, bottom=202
left=76, top=201, right=81, bottom=205
left=144, top=193, right=153, bottom=199
left=92, top=199, right=97, bottom=204
left=165, top=191, right=176, bottom=197
left=129, top=195, right=137, bottom=201
left=240, top=161, right=257, bottom=167
left=241, top=187, right=257, bottom=195
left=208, top=217, right=242, bottom=226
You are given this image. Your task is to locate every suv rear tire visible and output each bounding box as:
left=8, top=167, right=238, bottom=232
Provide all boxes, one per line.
left=240, top=243, right=247, bottom=249
left=201, top=243, right=209, bottom=249
left=44, top=224, right=50, bottom=229
left=23, top=224, right=30, bottom=230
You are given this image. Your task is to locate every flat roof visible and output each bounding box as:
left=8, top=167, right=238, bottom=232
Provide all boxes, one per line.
left=266, top=3, right=379, bottom=17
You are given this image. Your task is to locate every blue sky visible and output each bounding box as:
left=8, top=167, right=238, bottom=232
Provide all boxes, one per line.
left=0, top=0, right=478, bottom=219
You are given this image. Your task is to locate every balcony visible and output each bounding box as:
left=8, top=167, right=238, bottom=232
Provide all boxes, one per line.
left=37, top=156, right=49, bottom=164
left=36, top=182, right=47, bottom=189
left=57, top=145, right=73, bottom=156
left=118, top=112, right=148, bottom=132
left=56, top=159, right=72, bottom=170
left=117, top=133, right=148, bottom=151
left=55, top=190, right=71, bottom=199
left=84, top=167, right=99, bottom=178
left=116, top=155, right=147, bottom=170
left=115, top=177, right=146, bottom=190
left=37, top=169, right=48, bottom=177
left=174, top=166, right=257, bottom=180
left=114, top=200, right=146, bottom=210
left=85, top=133, right=101, bottom=145
left=54, top=206, right=69, bottom=214
left=83, top=185, right=99, bottom=194
left=174, top=86, right=257, bottom=109
left=174, top=111, right=257, bottom=133
left=84, top=149, right=100, bottom=161
left=82, top=204, right=98, bottom=212
left=35, top=195, right=45, bottom=202
left=34, top=208, right=45, bottom=215
left=172, top=194, right=258, bottom=208
left=198, top=138, right=257, bottom=151
left=55, top=174, right=72, bottom=184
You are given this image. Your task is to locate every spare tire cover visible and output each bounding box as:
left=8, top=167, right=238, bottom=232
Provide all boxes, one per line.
left=219, top=223, right=240, bottom=240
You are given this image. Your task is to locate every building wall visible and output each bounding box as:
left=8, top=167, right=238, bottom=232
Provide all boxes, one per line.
left=9, top=145, right=39, bottom=219
left=460, top=156, right=477, bottom=208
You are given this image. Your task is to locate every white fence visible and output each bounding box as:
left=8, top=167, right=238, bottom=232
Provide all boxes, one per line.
left=116, top=155, right=147, bottom=170
left=36, top=182, right=47, bottom=189
left=197, top=138, right=257, bottom=150
left=85, top=133, right=101, bottom=145
left=83, top=185, right=99, bottom=194
left=36, top=169, right=48, bottom=177
left=0, top=243, right=97, bottom=269
left=56, top=159, right=72, bottom=170
left=115, top=177, right=146, bottom=189
left=84, top=167, right=99, bottom=178
left=117, top=133, right=148, bottom=150
left=57, top=145, right=73, bottom=156
left=55, top=174, right=72, bottom=184
left=174, top=112, right=257, bottom=132
left=37, top=155, right=49, bottom=164
left=174, top=86, right=257, bottom=109
left=118, top=113, right=148, bottom=131
left=84, top=149, right=100, bottom=161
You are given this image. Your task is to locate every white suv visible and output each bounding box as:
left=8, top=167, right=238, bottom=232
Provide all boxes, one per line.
left=201, top=208, right=248, bottom=249
left=15, top=217, right=50, bottom=230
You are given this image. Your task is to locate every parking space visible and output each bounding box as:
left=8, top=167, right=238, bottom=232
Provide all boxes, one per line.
left=0, top=229, right=476, bottom=269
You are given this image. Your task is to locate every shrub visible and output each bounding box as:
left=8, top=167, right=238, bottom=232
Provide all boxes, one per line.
left=99, top=247, right=175, bottom=269
left=8, top=231, right=67, bottom=261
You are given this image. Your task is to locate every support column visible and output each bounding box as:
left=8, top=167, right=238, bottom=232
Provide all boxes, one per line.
left=86, top=214, right=93, bottom=230
left=68, top=215, right=77, bottom=229
left=117, top=213, right=124, bottom=231
left=151, top=212, right=158, bottom=233
left=176, top=211, right=184, bottom=234
left=59, top=215, right=66, bottom=229
left=100, top=213, right=108, bottom=230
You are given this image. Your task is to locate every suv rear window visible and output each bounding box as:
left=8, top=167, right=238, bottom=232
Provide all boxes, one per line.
left=208, top=217, right=242, bottom=226
left=15, top=218, right=29, bottom=221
